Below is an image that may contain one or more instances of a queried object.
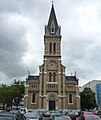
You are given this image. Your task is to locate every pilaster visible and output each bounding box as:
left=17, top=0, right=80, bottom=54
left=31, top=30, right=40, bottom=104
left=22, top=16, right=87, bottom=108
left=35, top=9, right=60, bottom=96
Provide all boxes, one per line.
left=76, top=85, right=80, bottom=110
left=39, top=74, right=42, bottom=96
left=58, top=97, right=61, bottom=109
left=63, top=97, right=66, bottom=109
left=43, top=97, right=46, bottom=109
left=24, top=85, right=29, bottom=108
left=39, top=97, right=42, bottom=109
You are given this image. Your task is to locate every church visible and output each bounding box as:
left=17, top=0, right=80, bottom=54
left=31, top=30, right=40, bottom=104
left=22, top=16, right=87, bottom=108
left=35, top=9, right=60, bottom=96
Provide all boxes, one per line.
left=24, top=3, right=80, bottom=111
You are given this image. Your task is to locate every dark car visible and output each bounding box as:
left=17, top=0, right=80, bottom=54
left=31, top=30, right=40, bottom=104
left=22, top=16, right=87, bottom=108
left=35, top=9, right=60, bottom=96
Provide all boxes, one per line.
left=0, top=112, right=26, bottom=120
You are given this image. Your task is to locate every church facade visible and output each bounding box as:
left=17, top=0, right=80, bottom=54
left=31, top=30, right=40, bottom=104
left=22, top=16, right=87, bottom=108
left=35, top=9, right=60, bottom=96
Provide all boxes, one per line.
left=24, top=4, right=80, bottom=110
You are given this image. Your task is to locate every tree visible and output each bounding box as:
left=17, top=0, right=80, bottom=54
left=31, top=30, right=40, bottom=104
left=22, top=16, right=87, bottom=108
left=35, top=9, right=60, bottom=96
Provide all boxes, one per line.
left=0, top=79, right=25, bottom=110
left=11, top=79, right=25, bottom=109
left=80, top=87, right=97, bottom=110
left=0, top=84, right=8, bottom=109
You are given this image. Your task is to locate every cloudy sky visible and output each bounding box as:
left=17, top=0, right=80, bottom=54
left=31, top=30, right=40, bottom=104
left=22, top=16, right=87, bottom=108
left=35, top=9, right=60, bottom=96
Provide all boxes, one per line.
left=0, top=0, right=101, bottom=86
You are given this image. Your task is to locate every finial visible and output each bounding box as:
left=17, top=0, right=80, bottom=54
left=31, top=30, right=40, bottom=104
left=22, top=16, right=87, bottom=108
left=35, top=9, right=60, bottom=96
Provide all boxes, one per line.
left=28, top=70, right=30, bottom=76
left=75, top=71, right=76, bottom=77
left=52, top=1, right=54, bottom=5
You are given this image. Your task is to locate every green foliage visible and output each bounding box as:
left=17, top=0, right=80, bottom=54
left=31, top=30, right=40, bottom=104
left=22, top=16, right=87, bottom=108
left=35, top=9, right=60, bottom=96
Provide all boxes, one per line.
left=0, top=79, right=25, bottom=110
left=80, top=87, right=97, bottom=110
left=12, top=79, right=25, bottom=107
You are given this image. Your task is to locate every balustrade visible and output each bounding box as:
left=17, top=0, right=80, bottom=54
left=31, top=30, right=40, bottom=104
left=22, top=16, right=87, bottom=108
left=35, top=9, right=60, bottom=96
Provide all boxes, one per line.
left=46, top=84, right=58, bottom=91
left=28, top=84, right=39, bottom=91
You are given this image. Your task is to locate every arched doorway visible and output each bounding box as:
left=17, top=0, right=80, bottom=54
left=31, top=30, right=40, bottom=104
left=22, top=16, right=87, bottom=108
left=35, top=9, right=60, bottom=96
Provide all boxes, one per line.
left=47, top=92, right=58, bottom=111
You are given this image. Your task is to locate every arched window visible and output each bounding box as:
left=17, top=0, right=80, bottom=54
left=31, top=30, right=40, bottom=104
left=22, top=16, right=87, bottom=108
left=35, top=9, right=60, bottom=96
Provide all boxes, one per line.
left=69, top=94, right=73, bottom=103
left=49, top=72, right=52, bottom=82
left=32, top=93, right=35, bottom=103
left=51, top=27, right=54, bottom=33
left=53, top=72, right=56, bottom=82
left=49, top=43, right=52, bottom=53
left=53, top=43, right=56, bottom=53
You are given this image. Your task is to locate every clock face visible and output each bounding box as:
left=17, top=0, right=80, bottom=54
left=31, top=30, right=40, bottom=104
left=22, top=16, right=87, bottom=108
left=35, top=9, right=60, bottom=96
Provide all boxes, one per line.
left=50, top=63, right=54, bottom=67
left=48, top=62, right=57, bottom=70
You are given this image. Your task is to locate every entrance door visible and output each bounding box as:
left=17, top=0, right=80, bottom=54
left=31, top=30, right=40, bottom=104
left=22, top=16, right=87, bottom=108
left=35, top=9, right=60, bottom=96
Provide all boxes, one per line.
left=49, top=101, right=55, bottom=111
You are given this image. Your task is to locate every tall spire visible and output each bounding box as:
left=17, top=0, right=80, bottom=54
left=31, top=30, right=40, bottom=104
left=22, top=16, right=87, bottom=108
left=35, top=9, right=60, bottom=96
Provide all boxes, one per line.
left=47, top=3, right=59, bottom=35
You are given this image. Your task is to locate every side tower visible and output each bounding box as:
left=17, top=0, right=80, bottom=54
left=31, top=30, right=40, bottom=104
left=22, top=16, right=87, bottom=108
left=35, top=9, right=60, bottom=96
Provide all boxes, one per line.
left=39, top=4, right=66, bottom=110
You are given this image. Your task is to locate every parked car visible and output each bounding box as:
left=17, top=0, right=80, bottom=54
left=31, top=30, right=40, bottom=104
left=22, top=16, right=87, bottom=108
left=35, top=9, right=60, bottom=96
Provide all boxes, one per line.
left=71, top=110, right=80, bottom=117
left=27, top=109, right=34, bottom=113
left=25, top=112, right=39, bottom=120
left=0, top=112, right=26, bottom=120
left=80, top=111, right=92, bottom=115
left=96, top=111, right=101, bottom=118
left=50, top=110, right=61, bottom=120
left=34, top=110, right=42, bottom=120
left=67, top=111, right=77, bottom=120
left=9, top=109, right=18, bottom=114
left=78, top=114, right=101, bottom=120
left=43, top=110, right=50, bottom=117
left=53, top=115, right=72, bottom=120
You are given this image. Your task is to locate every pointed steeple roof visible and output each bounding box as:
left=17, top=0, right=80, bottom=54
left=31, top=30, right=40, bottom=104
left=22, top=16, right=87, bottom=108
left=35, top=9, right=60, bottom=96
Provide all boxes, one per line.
left=47, top=3, right=59, bottom=35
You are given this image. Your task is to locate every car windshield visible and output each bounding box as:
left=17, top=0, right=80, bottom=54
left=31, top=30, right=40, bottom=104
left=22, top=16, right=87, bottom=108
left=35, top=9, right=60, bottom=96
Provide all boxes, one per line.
left=0, top=116, right=14, bottom=120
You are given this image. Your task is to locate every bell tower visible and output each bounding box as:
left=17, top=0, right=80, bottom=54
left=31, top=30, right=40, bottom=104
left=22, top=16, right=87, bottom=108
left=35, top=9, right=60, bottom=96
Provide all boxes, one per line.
left=44, top=3, right=61, bottom=56
left=39, top=3, right=66, bottom=110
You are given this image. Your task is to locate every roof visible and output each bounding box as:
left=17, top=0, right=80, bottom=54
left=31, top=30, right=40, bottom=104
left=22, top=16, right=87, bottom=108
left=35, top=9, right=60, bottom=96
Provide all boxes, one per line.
left=66, top=76, right=79, bottom=82
left=26, top=75, right=78, bottom=83
left=26, top=75, right=39, bottom=81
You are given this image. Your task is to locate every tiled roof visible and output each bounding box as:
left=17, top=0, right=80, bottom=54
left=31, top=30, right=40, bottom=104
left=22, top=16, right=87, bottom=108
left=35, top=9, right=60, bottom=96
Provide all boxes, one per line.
left=26, top=75, right=39, bottom=81
left=66, top=76, right=79, bottom=81
left=26, top=75, right=78, bottom=82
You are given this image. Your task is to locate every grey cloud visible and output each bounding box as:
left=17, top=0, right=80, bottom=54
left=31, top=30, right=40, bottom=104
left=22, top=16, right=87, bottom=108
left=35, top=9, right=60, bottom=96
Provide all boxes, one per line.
left=0, top=0, right=101, bottom=86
